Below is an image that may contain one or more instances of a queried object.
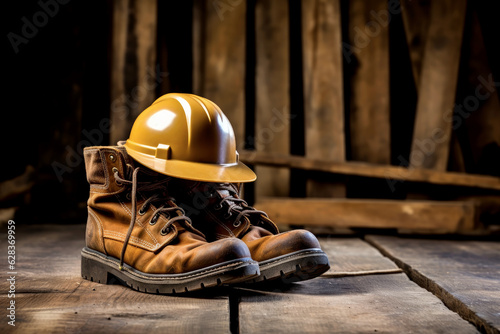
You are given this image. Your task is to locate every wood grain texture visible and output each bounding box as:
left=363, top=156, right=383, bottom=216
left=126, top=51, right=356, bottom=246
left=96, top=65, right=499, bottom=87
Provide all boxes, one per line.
left=254, top=198, right=475, bottom=231
left=0, top=224, right=230, bottom=333
left=238, top=274, right=478, bottom=333
left=193, top=0, right=246, bottom=149
left=302, top=0, right=346, bottom=198
left=318, top=238, right=399, bottom=276
left=400, top=0, right=430, bottom=88
left=401, top=0, right=467, bottom=175
left=367, top=235, right=500, bottom=334
left=110, top=0, right=157, bottom=144
left=462, top=12, right=500, bottom=175
left=348, top=0, right=390, bottom=164
left=239, top=150, right=500, bottom=191
left=254, top=0, right=290, bottom=198
left=409, top=0, right=467, bottom=171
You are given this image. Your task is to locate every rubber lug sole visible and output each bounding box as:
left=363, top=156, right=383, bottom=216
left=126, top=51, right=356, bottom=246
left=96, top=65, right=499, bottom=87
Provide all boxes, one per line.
left=245, top=248, right=330, bottom=284
left=81, top=247, right=260, bottom=294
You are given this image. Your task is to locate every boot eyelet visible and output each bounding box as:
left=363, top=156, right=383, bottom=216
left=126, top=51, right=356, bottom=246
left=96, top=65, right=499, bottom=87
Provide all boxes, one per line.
left=138, top=207, right=147, bottom=215
left=126, top=193, right=131, bottom=200
left=233, top=221, right=242, bottom=228
left=112, top=167, right=118, bottom=173
left=214, top=203, right=222, bottom=210
left=109, top=154, right=117, bottom=162
left=223, top=212, right=233, bottom=219
left=160, top=227, right=170, bottom=235
left=150, top=214, right=158, bottom=225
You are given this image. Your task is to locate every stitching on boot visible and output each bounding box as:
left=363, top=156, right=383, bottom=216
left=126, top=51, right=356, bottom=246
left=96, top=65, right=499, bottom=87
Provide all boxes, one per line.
left=104, top=230, right=156, bottom=249
left=206, top=208, right=236, bottom=237
left=115, top=194, right=159, bottom=245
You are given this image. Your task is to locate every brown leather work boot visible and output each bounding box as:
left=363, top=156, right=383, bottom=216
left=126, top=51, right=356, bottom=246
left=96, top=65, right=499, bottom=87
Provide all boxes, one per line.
left=170, top=180, right=330, bottom=284
left=81, top=146, right=259, bottom=293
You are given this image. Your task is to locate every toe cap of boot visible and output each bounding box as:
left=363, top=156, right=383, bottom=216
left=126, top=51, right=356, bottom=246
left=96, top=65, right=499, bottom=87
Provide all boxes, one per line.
left=183, top=238, right=252, bottom=271
left=244, top=229, right=321, bottom=262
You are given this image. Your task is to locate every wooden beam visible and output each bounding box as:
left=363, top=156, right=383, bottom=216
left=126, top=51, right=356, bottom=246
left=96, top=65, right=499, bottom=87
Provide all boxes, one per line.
left=240, top=150, right=500, bottom=191
left=192, top=0, right=246, bottom=150
left=409, top=0, right=467, bottom=171
left=110, top=0, right=157, bottom=144
left=255, top=198, right=474, bottom=232
left=254, top=0, right=290, bottom=198
left=348, top=0, right=390, bottom=164
left=302, top=0, right=346, bottom=197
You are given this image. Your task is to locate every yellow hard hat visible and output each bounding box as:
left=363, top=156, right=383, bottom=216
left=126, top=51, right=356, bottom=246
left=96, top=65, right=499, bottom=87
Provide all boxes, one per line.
left=124, top=93, right=256, bottom=183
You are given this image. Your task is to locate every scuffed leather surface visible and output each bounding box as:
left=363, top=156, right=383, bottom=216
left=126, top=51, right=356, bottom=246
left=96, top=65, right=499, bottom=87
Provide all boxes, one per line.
left=84, top=146, right=252, bottom=274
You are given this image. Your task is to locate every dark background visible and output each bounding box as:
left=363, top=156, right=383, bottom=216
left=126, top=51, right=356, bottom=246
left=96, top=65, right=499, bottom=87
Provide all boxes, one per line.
left=3, top=0, right=500, bottom=229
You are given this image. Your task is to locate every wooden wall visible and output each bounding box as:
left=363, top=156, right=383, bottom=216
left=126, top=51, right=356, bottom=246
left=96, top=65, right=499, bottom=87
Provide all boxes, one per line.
left=4, top=0, right=500, bottom=232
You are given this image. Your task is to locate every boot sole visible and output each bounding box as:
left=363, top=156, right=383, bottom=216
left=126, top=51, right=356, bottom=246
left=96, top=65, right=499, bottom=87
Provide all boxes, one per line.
left=244, top=248, right=330, bottom=284
left=81, top=247, right=260, bottom=294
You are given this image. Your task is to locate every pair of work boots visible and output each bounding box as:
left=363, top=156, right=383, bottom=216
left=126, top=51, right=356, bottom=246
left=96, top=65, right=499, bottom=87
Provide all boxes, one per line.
left=81, top=146, right=330, bottom=293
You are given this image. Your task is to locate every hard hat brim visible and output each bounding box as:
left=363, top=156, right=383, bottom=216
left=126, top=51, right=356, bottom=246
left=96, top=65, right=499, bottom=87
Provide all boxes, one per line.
left=124, top=146, right=257, bottom=183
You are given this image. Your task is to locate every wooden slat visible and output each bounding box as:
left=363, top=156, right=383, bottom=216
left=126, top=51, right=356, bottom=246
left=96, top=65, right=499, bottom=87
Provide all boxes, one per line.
left=367, top=235, right=500, bottom=334
left=348, top=0, right=390, bottom=164
left=239, top=277, right=477, bottom=333
left=110, top=0, right=157, bottom=144
left=192, top=0, right=246, bottom=149
left=240, top=150, right=500, bottom=191
left=401, top=0, right=467, bottom=175
left=462, top=12, right=500, bottom=173
left=409, top=0, right=467, bottom=171
left=302, top=0, right=346, bottom=198
left=254, top=0, right=290, bottom=198
left=254, top=198, right=474, bottom=232
left=401, top=0, right=430, bottom=88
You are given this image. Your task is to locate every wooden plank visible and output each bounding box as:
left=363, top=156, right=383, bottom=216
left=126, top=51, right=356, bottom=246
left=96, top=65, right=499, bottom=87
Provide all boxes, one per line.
left=409, top=0, right=467, bottom=171
left=110, top=0, right=157, bottom=144
left=348, top=0, right=390, bottom=164
left=192, top=0, right=246, bottom=149
left=401, top=0, right=467, bottom=175
left=302, top=0, right=346, bottom=198
left=367, top=235, right=500, bottom=334
left=238, top=275, right=478, bottom=333
left=462, top=12, right=500, bottom=174
left=400, top=0, right=430, bottom=88
left=254, top=0, right=290, bottom=198
left=319, top=238, right=400, bottom=276
left=8, top=224, right=86, bottom=293
left=0, top=224, right=230, bottom=332
left=239, top=150, right=500, bottom=191
left=3, top=285, right=230, bottom=333
left=254, top=198, right=474, bottom=231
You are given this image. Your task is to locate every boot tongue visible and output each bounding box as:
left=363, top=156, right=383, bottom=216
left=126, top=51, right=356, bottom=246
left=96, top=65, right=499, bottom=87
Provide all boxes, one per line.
left=216, top=188, right=231, bottom=198
left=214, top=186, right=244, bottom=210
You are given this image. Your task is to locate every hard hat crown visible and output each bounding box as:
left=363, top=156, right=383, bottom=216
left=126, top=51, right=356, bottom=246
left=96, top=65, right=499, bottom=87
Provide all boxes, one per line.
left=124, top=93, right=256, bottom=182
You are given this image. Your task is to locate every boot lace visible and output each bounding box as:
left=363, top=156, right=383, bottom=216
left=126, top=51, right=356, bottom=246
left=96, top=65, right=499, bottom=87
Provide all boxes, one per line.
left=211, top=183, right=267, bottom=228
left=113, top=165, right=192, bottom=270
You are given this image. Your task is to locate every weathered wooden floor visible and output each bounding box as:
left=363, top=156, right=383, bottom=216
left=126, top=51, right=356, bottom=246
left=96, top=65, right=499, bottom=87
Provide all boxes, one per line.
left=1, top=224, right=499, bottom=333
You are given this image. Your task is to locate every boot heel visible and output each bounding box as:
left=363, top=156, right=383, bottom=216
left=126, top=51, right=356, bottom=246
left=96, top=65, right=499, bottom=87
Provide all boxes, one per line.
left=81, top=251, right=112, bottom=284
